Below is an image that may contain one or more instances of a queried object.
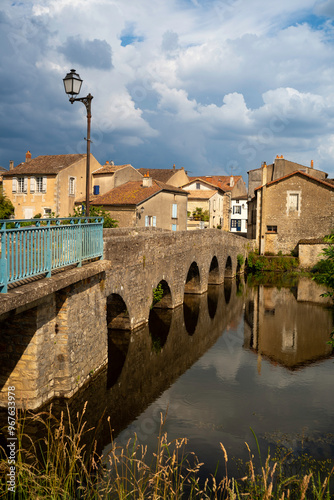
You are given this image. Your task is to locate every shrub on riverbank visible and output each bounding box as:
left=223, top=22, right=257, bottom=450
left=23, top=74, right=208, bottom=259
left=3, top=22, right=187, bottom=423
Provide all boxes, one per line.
left=0, top=405, right=333, bottom=499
left=247, top=251, right=299, bottom=273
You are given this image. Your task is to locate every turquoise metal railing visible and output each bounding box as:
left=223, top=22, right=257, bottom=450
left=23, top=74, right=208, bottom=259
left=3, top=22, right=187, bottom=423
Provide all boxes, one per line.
left=0, top=217, right=104, bottom=293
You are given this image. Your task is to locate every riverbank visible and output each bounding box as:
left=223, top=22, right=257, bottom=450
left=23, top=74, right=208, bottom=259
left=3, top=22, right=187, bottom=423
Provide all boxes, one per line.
left=0, top=406, right=333, bottom=499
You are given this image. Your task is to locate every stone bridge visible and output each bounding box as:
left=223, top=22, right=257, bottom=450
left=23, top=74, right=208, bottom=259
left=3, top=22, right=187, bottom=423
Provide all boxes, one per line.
left=0, top=228, right=252, bottom=409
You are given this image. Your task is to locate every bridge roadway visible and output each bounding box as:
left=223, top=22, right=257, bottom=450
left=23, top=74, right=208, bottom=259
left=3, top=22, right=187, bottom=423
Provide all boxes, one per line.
left=0, top=227, right=253, bottom=409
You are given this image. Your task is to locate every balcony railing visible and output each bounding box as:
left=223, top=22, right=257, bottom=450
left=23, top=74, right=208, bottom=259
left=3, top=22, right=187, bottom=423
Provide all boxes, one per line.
left=0, top=217, right=104, bottom=293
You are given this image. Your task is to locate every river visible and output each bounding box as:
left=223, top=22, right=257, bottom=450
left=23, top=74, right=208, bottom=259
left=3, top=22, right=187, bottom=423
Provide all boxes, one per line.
left=1, top=274, right=333, bottom=481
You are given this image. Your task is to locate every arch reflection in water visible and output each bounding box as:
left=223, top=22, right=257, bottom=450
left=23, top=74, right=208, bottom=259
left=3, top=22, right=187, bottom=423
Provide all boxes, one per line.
left=224, top=279, right=232, bottom=304
left=107, top=329, right=130, bottom=388
left=149, top=308, right=172, bottom=353
left=207, top=285, right=219, bottom=319
left=224, top=255, right=233, bottom=279
left=183, top=294, right=200, bottom=335
left=107, top=294, right=130, bottom=329
left=208, top=256, right=220, bottom=284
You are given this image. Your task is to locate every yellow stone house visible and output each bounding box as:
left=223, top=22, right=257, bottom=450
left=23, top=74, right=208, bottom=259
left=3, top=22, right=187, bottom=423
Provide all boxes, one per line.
left=2, top=151, right=102, bottom=218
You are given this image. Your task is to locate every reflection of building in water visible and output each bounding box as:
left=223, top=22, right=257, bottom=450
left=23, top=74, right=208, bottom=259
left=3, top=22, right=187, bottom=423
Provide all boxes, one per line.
left=244, top=280, right=333, bottom=369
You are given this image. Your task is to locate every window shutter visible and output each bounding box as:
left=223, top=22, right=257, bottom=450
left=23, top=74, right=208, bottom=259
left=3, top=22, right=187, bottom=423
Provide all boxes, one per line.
left=172, top=203, right=177, bottom=218
left=145, top=215, right=149, bottom=227
left=42, top=177, right=47, bottom=193
left=23, top=177, right=28, bottom=193
left=30, top=177, right=36, bottom=193
left=12, top=178, right=17, bottom=193
left=153, top=216, right=156, bottom=227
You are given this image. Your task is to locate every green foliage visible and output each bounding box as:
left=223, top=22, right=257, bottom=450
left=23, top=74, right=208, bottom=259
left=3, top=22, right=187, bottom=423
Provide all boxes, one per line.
left=33, top=213, right=42, bottom=219
left=237, top=253, right=244, bottom=267
left=312, top=233, right=334, bottom=300
left=71, top=205, right=118, bottom=228
left=247, top=252, right=299, bottom=273
left=152, top=283, right=164, bottom=306
left=0, top=189, right=14, bottom=219
left=192, top=207, right=210, bottom=221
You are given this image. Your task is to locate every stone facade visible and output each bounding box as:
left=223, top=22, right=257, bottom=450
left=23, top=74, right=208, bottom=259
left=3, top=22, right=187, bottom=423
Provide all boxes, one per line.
left=248, top=169, right=334, bottom=255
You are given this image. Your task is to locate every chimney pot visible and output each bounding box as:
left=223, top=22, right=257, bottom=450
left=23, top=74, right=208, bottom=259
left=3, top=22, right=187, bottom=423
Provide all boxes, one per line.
left=25, top=150, right=31, bottom=162
left=311, top=160, right=314, bottom=168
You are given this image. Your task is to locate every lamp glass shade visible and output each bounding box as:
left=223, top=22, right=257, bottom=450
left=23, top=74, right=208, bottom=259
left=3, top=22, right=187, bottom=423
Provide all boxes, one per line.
left=63, top=69, right=83, bottom=96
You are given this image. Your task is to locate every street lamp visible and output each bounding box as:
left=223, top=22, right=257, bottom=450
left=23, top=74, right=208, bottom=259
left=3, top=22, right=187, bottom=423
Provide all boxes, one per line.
left=63, top=69, right=93, bottom=216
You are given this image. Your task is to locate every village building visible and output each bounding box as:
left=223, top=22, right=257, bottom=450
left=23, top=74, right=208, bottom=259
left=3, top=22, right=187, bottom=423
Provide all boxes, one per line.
left=181, top=178, right=228, bottom=230
left=83, top=175, right=188, bottom=231
left=230, top=195, right=248, bottom=234
left=247, top=156, right=334, bottom=255
left=137, top=165, right=189, bottom=187
left=2, top=151, right=102, bottom=218
left=92, top=161, right=143, bottom=195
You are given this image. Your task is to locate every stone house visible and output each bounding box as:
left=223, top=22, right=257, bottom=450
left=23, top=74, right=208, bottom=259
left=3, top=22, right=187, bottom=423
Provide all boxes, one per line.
left=248, top=161, right=334, bottom=255
left=137, top=165, right=189, bottom=187
left=86, top=175, right=188, bottom=231
left=181, top=178, right=228, bottom=230
left=230, top=195, right=248, bottom=234
left=92, top=161, right=143, bottom=195
left=189, top=174, right=247, bottom=199
left=2, top=151, right=102, bottom=218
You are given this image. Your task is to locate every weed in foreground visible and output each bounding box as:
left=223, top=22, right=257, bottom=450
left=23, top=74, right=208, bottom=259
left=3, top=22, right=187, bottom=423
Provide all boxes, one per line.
left=0, top=404, right=333, bottom=499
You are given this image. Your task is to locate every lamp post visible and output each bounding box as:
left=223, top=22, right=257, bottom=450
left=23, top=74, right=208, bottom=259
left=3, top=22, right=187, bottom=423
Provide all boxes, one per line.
left=63, top=69, right=93, bottom=217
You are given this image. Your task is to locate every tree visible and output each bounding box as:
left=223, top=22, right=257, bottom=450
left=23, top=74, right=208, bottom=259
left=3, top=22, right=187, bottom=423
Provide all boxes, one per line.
left=192, top=207, right=210, bottom=221
left=312, top=233, right=334, bottom=299
left=0, top=189, right=14, bottom=219
left=71, top=204, right=118, bottom=228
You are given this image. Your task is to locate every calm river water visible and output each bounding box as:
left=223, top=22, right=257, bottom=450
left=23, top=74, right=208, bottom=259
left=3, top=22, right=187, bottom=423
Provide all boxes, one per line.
left=1, top=275, right=334, bottom=479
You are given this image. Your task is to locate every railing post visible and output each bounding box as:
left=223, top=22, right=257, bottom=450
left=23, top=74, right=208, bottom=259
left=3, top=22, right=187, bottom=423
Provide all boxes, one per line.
left=77, top=218, right=82, bottom=267
left=46, top=219, right=52, bottom=277
left=0, top=221, right=8, bottom=293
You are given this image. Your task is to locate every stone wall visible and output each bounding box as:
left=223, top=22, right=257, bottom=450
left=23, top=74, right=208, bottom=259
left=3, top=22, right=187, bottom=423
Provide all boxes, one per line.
left=298, top=242, right=328, bottom=269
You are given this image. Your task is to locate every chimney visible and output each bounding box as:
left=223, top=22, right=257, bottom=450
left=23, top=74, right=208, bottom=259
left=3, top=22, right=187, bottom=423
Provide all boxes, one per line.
left=230, top=175, right=234, bottom=187
left=9, top=160, right=14, bottom=170
left=142, top=172, right=152, bottom=188
left=25, top=150, right=31, bottom=162
left=173, top=163, right=176, bottom=171
left=310, top=160, right=314, bottom=168
left=261, top=161, right=267, bottom=185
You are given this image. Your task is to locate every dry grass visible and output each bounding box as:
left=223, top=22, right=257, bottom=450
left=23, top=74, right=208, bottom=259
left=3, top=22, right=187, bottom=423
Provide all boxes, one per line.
left=0, top=403, right=333, bottom=499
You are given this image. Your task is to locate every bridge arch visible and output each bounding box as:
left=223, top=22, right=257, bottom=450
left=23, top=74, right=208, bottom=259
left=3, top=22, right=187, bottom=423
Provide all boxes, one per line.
left=224, top=256, right=233, bottom=279
left=184, top=261, right=201, bottom=294
left=107, top=293, right=131, bottom=330
left=151, top=279, right=173, bottom=309
left=208, top=256, right=221, bottom=284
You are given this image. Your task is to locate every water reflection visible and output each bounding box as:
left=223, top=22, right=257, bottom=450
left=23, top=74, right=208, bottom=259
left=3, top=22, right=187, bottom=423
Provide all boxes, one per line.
left=244, top=277, right=333, bottom=369
left=0, top=276, right=333, bottom=473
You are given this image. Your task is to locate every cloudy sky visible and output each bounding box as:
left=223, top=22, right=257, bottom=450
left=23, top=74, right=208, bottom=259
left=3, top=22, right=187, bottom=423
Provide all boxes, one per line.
left=2, top=0, right=334, bottom=180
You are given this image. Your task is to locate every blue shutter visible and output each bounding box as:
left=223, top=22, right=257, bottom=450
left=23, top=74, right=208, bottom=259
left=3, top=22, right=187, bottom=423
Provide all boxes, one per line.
left=172, top=224, right=177, bottom=231
left=153, top=216, right=156, bottom=227
left=145, top=215, right=149, bottom=227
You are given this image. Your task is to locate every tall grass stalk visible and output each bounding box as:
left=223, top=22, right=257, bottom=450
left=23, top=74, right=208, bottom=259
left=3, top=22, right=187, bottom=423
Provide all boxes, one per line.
left=0, top=404, right=333, bottom=499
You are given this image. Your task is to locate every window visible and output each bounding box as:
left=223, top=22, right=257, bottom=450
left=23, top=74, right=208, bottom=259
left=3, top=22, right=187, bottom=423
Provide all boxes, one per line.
left=266, top=225, right=277, bottom=233
left=172, top=203, right=178, bottom=218
left=172, top=224, right=177, bottom=231
left=233, top=205, right=241, bottom=214
left=288, top=193, right=299, bottom=212
left=30, top=177, right=46, bottom=193
left=69, top=177, right=75, bottom=195
left=43, top=208, right=52, bottom=217
left=231, top=219, right=241, bottom=231
left=145, top=215, right=156, bottom=227
left=196, top=182, right=200, bottom=190
left=17, top=177, right=27, bottom=193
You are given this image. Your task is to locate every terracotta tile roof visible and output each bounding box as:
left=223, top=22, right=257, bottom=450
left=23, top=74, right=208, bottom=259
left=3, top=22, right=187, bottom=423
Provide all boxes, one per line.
left=93, top=162, right=133, bottom=174
left=187, top=190, right=217, bottom=200
left=2, top=154, right=86, bottom=176
left=254, top=170, right=334, bottom=191
left=90, top=180, right=187, bottom=206
left=0, top=166, right=7, bottom=173
left=137, top=168, right=182, bottom=183
left=188, top=175, right=243, bottom=191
